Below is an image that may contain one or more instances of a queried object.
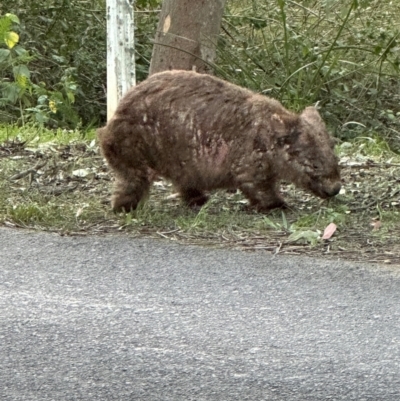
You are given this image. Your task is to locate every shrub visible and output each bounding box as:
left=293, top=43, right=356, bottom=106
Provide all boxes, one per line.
left=219, top=0, right=400, bottom=149
left=1, top=0, right=162, bottom=128
left=1, top=1, right=106, bottom=127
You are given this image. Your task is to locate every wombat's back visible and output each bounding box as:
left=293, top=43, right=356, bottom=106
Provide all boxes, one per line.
left=114, top=70, right=287, bottom=143
left=117, top=70, right=255, bottom=117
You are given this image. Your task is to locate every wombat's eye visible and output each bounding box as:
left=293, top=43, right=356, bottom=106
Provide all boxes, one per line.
left=313, top=164, right=319, bottom=170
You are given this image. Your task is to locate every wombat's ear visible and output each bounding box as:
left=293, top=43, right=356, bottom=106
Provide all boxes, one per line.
left=300, top=106, right=323, bottom=125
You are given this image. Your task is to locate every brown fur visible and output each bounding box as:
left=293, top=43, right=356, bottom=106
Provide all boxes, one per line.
left=98, top=70, right=341, bottom=212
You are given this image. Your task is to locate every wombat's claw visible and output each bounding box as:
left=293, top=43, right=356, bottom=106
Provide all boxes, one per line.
left=250, top=200, right=289, bottom=213
left=112, top=205, right=133, bottom=214
left=111, top=196, right=139, bottom=213
left=186, top=195, right=209, bottom=209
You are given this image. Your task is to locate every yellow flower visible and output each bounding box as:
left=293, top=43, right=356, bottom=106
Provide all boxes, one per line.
left=4, top=31, right=19, bottom=49
left=49, top=100, right=57, bottom=113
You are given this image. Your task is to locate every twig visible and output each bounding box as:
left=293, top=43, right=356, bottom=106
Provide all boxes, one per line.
left=273, top=241, right=283, bottom=256
left=9, top=160, right=48, bottom=181
left=157, top=228, right=181, bottom=238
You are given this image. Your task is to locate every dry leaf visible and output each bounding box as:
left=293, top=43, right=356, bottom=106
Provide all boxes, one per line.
left=322, top=223, right=337, bottom=240
left=371, top=220, right=382, bottom=231
left=72, top=168, right=92, bottom=178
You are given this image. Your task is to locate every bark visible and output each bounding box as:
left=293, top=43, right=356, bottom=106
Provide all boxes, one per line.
left=149, top=0, right=226, bottom=75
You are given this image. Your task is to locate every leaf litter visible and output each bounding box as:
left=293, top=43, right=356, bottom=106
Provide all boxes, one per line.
left=1, top=138, right=400, bottom=265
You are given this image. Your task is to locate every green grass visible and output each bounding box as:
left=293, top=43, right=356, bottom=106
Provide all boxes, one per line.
left=0, top=124, right=96, bottom=144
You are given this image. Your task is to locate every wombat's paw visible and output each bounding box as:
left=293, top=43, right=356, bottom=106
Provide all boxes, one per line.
left=111, top=194, right=139, bottom=213
left=252, top=199, right=288, bottom=213
left=181, top=188, right=209, bottom=209
left=186, top=195, right=209, bottom=209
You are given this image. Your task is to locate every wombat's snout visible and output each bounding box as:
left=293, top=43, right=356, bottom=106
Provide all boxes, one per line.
left=326, top=182, right=341, bottom=197
left=312, top=180, right=341, bottom=199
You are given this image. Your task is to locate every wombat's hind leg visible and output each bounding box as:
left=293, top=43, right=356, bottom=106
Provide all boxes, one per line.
left=180, top=188, right=209, bottom=209
left=111, top=170, right=150, bottom=212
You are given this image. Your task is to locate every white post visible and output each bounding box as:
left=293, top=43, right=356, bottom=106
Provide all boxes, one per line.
left=106, top=0, right=136, bottom=121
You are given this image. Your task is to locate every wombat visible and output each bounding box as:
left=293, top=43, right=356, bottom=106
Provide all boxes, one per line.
left=98, top=70, right=341, bottom=212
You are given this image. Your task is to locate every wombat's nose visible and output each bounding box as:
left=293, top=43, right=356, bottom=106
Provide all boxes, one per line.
left=329, top=182, right=341, bottom=197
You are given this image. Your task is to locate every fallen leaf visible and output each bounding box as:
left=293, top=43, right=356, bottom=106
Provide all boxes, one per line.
left=166, top=193, right=180, bottom=200
left=322, top=223, right=337, bottom=240
left=72, top=168, right=92, bottom=178
left=371, top=220, right=382, bottom=231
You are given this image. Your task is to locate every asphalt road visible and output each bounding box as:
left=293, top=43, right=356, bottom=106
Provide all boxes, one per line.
left=1, top=227, right=400, bottom=400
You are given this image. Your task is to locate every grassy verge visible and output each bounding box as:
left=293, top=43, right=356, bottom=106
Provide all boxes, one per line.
left=1, top=124, right=400, bottom=265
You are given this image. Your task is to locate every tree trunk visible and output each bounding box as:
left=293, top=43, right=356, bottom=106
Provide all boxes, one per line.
left=149, top=0, right=226, bottom=75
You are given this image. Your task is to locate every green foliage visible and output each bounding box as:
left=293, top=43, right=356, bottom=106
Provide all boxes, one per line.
left=1, top=0, right=161, bottom=128
left=220, top=0, right=400, bottom=149
left=1, top=0, right=399, bottom=147
left=0, top=12, right=80, bottom=127
left=1, top=1, right=105, bottom=127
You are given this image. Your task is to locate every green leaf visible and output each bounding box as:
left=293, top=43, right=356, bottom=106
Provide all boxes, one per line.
left=288, top=230, right=320, bottom=246
left=281, top=211, right=289, bottom=230
left=3, top=83, right=20, bottom=103
left=35, top=112, right=47, bottom=124
left=5, top=13, right=20, bottom=24
left=262, top=216, right=282, bottom=230
left=13, top=64, right=31, bottom=79
left=0, top=48, right=10, bottom=64
left=0, top=16, right=12, bottom=38
left=67, top=92, right=75, bottom=103
left=51, top=55, right=66, bottom=63
left=13, top=45, right=27, bottom=56
left=37, top=95, right=48, bottom=105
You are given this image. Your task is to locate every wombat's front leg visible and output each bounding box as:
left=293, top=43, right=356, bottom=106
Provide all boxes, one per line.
left=239, top=180, right=286, bottom=212
left=111, top=169, right=151, bottom=212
